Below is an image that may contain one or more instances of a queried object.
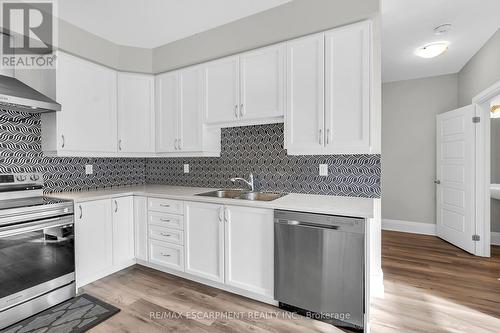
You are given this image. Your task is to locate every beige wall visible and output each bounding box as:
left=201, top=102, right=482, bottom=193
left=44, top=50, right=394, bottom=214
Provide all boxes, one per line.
left=382, top=74, right=458, bottom=224
left=152, top=0, right=379, bottom=73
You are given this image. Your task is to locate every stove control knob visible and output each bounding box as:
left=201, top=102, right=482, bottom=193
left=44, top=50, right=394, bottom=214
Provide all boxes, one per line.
left=30, top=174, right=40, bottom=181
left=16, top=175, right=27, bottom=182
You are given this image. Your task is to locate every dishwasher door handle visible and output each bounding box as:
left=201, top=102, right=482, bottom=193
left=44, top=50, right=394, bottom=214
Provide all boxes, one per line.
left=276, top=220, right=339, bottom=230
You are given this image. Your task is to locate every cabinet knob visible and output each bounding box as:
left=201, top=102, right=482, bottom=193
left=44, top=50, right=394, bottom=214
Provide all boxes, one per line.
left=434, top=180, right=441, bottom=184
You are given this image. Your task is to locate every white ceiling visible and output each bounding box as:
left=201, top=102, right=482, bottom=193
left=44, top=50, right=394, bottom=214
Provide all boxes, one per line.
left=57, top=0, right=291, bottom=49
left=382, top=0, right=500, bottom=83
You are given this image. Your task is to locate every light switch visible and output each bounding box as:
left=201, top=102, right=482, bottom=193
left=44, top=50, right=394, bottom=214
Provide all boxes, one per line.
left=319, top=164, right=328, bottom=176
left=85, top=165, right=93, bottom=175
left=183, top=164, right=190, bottom=173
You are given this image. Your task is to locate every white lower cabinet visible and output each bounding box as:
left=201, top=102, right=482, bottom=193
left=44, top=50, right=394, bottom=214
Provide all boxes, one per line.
left=75, top=199, right=113, bottom=287
left=183, top=201, right=274, bottom=298
left=112, top=196, right=135, bottom=267
left=184, top=202, right=224, bottom=283
left=149, top=240, right=184, bottom=271
left=134, top=196, right=148, bottom=261
left=224, top=205, right=274, bottom=298
left=75, top=196, right=135, bottom=288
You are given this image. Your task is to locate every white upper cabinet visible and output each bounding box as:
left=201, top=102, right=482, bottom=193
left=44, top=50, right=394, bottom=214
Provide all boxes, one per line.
left=117, top=73, right=155, bottom=154
left=239, top=44, right=285, bottom=122
left=155, top=71, right=178, bottom=153
left=285, top=20, right=373, bottom=155
left=204, top=45, right=285, bottom=127
left=285, top=33, right=325, bottom=152
left=46, top=52, right=118, bottom=154
left=156, top=66, right=220, bottom=156
left=178, top=67, right=203, bottom=151
left=204, top=56, right=240, bottom=124
left=324, top=21, right=371, bottom=153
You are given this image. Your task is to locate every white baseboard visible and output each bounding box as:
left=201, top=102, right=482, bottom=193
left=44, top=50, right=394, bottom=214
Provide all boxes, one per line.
left=382, top=219, right=437, bottom=236
left=492, top=232, right=500, bottom=246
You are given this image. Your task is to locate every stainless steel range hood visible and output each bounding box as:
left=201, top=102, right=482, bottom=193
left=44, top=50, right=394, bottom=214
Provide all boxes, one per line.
left=0, top=75, right=60, bottom=113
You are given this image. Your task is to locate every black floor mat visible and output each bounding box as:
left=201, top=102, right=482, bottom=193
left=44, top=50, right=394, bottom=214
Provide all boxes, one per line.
left=1, top=294, right=120, bottom=333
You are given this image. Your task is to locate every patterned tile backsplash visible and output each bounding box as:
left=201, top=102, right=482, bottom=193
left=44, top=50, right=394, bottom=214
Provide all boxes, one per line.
left=0, top=109, right=380, bottom=198
left=146, top=124, right=381, bottom=198
left=0, top=110, right=145, bottom=193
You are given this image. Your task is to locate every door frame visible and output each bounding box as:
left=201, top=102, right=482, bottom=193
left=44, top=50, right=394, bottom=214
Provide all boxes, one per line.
left=471, top=80, right=500, bottom=257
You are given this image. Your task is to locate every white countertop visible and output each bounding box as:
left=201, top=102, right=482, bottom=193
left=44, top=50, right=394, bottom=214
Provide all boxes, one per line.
left=48, top=185, right=376, bottom=218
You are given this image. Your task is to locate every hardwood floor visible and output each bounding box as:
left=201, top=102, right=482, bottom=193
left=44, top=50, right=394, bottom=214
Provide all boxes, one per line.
left=371, top=231, right=500, bottom=333
left=82, top=231, right=500, bottom=333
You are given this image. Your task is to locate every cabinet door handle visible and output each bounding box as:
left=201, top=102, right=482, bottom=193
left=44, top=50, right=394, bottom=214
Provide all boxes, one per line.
left=174, top=139, right=178, bottom=150
left=326, top=129, right=330, bottom=145
left=234, top=105, right=239, bottom=119
left=178, top=138, right=181, bottom=150
left=160, top=204, right=170, bottom=207
left=224, top=207, right=230, bottom=223
left=118, top=139, right=122, bottom=151
left=79, top=205, right=82, bottom=219
left=218, top=207, right=223, bottom=222
left=318, top=129, right=323, bottom=145
left=160, top=232, right=171, bottom=237
left=114, top=200, right=118, bottom=213
left=160, top=218, right=171, bottom=222
left=240, top=104, right=244, bottom=117
left=160, top=252, right=171, bottom=257
left=61, top=135, right=65, bottom=149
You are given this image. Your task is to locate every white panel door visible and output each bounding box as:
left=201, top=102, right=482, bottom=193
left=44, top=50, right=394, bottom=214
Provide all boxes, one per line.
left=112, top=196, right=135, bottom=266
left=325, top=21, right=371, bottom=153
left=285, top=33, right=325, bottom=153
left=134, top=196, right=148, bottom=261
left=239, top=44, right=285, bottom=121
left=117, top=73, right=155, bottom=153
left=156, top=71, right=179, bottom=152
left=204, top=56, right=239, bottom=124
left=224, top=206, right=274, bottom=298
left=184, top=201, right=224, bottom=283
left=75, top=200, right=113, bottom=286
left=436, top=106, right=475, bottom=254
left=56, top=52, right=117, bottom=152
left=179, top=67, right=203, bottom=151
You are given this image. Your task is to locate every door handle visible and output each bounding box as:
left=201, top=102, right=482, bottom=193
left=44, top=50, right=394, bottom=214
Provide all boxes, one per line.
left=319, top=129, right=323, bottom=145
left=114, top=200, right=118, bottom=212
left=218, top=207, right=224, bottom=222
left=118, top=139, right=122, bottom=151
left=61, top=135, right=65, bottom=148
left=234, top=105, right=239, bottom=119
left=79, top=205, right=82, bottom=219
left=224, top=207, right=230, bottom=223
left=174, top=139, right=178, bottom=150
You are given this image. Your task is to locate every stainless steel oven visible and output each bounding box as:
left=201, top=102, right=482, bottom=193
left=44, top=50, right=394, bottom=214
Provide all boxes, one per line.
left=0, top=173, right=75, bottom=329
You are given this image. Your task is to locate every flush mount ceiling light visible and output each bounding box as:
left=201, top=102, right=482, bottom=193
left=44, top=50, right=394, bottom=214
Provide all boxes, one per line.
left=415, top=42, right=449, bottom=59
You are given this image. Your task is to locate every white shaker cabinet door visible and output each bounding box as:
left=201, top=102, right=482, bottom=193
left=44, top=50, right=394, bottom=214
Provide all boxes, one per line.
left=112, top=196, right=135, bottom=266
left=117, top=73, right=155, bottom=153
left=224, top=205, right=274, bottom=298
left=155, top=71, right=179, bottom=152
left=285, top=33, right=325, bottom=154
left=178, top=67, right=203, bottom=152
left=204, top=56, right=239, bottom=124
left=56, top=52, right=117, bottom=153
left=74, top=199, right=113, bottom=287
left=184, top=201, right=224, bottom=283
left=239, top=44, right=285, bottom=122
left=324, top=21, right=371, bottom=153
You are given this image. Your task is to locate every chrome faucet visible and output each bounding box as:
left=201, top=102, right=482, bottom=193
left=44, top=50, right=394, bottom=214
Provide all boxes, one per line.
left=230, top=173, right=255, bottom=192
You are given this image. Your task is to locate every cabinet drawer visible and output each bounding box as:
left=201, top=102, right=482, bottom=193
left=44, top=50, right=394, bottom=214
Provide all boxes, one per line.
left=149, top=225, right=183, bottom=245
left=148, top=197, right=183, bottom=215
left=148, top=212, right=184, bottom=230
left=149, top=240, right=184, bottom=271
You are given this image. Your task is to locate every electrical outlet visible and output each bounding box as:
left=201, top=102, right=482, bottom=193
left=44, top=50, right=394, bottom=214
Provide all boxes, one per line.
left=319, top=164, right=328, bottom=176
left=85, top=165, right=93, bottom=175
left=183, top=164, right=190, bottom=173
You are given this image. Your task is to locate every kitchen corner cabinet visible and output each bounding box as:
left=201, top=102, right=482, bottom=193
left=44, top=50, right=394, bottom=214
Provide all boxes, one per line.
left=184, top=201, right=225, bottom=283
left=117, top=72, right=155, bottom=154
left=134, top=196, right=148, bottom=262
left=285, top=20, right=372, bottom=155
left=204, top=44, right=285, bottom=127
left=156, top=67, right=220, bottom=156
left=42, top=52, right=118, bottom=156
left=112, top=196, right=135, bottom=267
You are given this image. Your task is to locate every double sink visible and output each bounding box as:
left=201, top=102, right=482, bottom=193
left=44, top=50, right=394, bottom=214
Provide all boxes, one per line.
left=196, top=189, right=287, bottom=202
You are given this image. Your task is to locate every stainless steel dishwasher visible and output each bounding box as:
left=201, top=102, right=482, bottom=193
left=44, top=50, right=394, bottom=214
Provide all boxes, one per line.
left=274, top=210, right=365, bottom=331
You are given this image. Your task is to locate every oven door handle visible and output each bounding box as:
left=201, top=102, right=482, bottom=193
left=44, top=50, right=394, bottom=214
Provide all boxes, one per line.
left=0, top=216, right=74, bottom=238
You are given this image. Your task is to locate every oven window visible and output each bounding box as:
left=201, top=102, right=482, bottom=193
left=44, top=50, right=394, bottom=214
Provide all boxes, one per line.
left=0, top=224, right=74, bottom=299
